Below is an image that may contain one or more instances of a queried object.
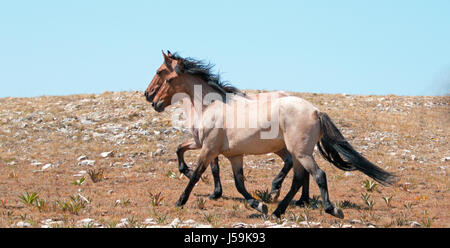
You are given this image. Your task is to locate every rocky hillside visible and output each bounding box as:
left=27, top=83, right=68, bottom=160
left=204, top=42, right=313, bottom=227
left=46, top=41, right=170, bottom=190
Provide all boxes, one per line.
left=0, top=91, right=448, bottom=228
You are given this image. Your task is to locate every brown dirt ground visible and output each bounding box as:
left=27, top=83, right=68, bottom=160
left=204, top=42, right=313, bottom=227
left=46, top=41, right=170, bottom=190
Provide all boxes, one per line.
left=0, top=91, right=448, bottom=227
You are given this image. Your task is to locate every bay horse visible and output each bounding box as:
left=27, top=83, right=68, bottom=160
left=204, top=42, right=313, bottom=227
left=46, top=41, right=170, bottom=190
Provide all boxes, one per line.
left=146, top=51, right=310, bottom=205
left=145, top=51, right=396, bottom=218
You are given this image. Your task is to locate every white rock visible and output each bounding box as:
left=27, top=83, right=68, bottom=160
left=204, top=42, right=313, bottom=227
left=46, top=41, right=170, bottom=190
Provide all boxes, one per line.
left=42, top=163, right=56, bottom=170
left=409, top=221, right=421, bottom=227
left=170, top=218, right=181, bottom=227
left=441, top=157, right=450, bottom=162
left=232, top=222, right=248, bottom=228
left=100, top=151, right=113, bottom=158
left=78, top=160, right=95, bottom=166
left=183, top=219, right=196, bottom=225
left=77, top=155, right=88, bottom=161
left=344, top=172, right=353, bottom=177
left=16, top=221, right=31, bottom=227
left=143, top=218, right=157, bottom=225
left=78, top=218, right=94, bottom=225
left=30, top=161, right=43, bottom=167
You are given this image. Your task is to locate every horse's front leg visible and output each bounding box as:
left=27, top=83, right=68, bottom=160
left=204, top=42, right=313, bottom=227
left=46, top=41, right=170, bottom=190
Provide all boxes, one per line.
left=176, top=139, right=200, bottom=178
left=175, top=148, right=217, bottom=207
left=229, top=155, right=268, bottom=215
left=176, top=140, right=222, bottom=200
left=208, top=157, right=222, bottom=200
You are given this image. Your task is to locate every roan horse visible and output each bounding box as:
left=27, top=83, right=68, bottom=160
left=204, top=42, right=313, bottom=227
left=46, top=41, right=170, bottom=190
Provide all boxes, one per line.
left=145, top=51, right=310, bottom=205
left=145, top=51, right=397, bottom=218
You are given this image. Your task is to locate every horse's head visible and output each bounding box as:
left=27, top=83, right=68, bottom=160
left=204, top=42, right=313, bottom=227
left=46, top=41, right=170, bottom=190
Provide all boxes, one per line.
left=145, top=50, right=187, bottom=112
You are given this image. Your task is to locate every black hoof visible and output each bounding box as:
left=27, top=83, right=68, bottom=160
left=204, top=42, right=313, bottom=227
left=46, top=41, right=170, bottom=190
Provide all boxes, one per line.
left=208, top=192, right=222, bottom=200
left=295, top=198, right=310, bottom=207
left=325, top=206, right=344, bottom=219
left=269, top=190, right=280, bottom=202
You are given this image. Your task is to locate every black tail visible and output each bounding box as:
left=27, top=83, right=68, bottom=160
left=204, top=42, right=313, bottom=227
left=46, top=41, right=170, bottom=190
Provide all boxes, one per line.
left=317, top=112, right=397, bottom=186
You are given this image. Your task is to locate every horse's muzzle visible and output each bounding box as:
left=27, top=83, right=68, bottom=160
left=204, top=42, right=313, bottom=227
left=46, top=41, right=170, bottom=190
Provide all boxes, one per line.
left=153, top=100, right=165, bottom=112
left=144, top=90, right=154, bottom=102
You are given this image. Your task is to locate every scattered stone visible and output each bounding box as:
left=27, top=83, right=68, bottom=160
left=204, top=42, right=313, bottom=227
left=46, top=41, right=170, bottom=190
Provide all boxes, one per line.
left=78, top=160, right=95, bottom=166
left=170, top=218, right=181, bottom=227
left=441, top=157, right=450, bottom=162
left=15, top=221, right=31, bottom=228
left=144, top=218, right=157, bottom=225
left=30, top=161, right=43, bottom=167
left=100, top=151, right=114, bottom=158
left=42, top=163, right=56, bottom=170
left=409, top=221, right=421, bottom=227
left=232, top=222, right=248, bottom=228
left=77, top=155, right=88, bottom=161
left=183, top=219, right=196, bottom=225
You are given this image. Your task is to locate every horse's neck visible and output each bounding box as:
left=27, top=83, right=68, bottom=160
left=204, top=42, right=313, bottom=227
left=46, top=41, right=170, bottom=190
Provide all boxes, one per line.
left=180, top=81, right=216, bottom=131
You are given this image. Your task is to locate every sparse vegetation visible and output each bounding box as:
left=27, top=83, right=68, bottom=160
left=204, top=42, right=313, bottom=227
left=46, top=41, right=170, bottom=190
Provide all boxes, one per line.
left=87, top=169, right=104, bottom=183
left=0, top=91, right=448, bottom=227
left=253, top=188, right=272, bottom=203
left=19, top=192, right=39, bottom=206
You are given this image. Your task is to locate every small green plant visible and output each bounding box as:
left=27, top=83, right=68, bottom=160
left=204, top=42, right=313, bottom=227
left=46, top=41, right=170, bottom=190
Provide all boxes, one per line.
left=72, top=177, right=86, bottom=186
left=203, top=213, right=215, bottom=224
left=361, top=193, right=375, bottom=210
left=366, top=200, right=375, bottom=210
left=253, top=188, right=272, bottom=203
left=197, top=197, right=207, bottom=210
left=382, top=195, right=393, bottom=207
left=403, top=202, right=413, bottom=210
left=19, top=192, right=39, bottom=205
left=34, top=198, right=49, bottom=212
left=56, top=195, right=87, bottom=215
left=87, top=169, right=104, bottom=183
left=362, top=179, right=378, bottom=192
left=149, top=192, right=164, bottom=207
left=165, top=170, right=177, bottom=179
left=155, top=214, right=167, bottom=224
left=361, top=193, right=371, bottom=203
left=420, top=216, right=434, bottom=228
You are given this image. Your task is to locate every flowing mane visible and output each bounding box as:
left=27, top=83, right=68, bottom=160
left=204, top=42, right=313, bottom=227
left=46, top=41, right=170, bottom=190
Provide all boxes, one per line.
left=170, top=52, right=244, bottom=97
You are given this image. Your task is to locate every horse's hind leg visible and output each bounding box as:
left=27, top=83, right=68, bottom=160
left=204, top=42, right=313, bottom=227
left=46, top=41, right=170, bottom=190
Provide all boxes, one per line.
left=297, top=155, right=344, bottom=219
left=229, top=155, right=268, bottom=215
left=272, top=158, right=306, bottom=218
left=270, top=149, right=311, bottom=205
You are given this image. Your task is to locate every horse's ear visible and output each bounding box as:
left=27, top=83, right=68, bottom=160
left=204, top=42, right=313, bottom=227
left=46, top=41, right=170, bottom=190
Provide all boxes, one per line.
left=167, top=50, right=172, bottom=57
left=162, top=50, right=171, bottom=68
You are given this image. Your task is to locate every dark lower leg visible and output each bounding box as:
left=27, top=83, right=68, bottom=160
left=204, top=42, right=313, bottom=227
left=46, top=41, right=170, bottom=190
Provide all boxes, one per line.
left=176, top=144, right=194, bottom=178
left=233, top=167, right=267, bottom=214
left=273, top=170, right=304, bottom=218
left=209, top=157, right=222, bottom=200
left=270, top=155, right=293, bottom=201
left=175, top=162, right=207, bottom=207
left=296, top=173, right=310, bottom=206
left=314, top=169, right=343, bottom=218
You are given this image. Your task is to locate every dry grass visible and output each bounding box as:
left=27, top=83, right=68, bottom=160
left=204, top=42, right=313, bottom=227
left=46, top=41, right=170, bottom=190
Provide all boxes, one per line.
left=0, top=91, right=448, bottom=227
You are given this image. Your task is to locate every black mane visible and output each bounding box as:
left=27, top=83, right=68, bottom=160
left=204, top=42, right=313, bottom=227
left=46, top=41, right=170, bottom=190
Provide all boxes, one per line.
left=170, top=52, right=243, bottom=96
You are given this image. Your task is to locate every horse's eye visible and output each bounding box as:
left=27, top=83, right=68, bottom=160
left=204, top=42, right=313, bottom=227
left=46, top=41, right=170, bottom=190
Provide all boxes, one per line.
left=156, top=71, right=162, bottom=75
left=167, top=78, right=173, bottom=83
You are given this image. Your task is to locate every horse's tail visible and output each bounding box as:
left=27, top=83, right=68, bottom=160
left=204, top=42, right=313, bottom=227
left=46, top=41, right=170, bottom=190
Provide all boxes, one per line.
left=316, top=112, right=397, bottom=186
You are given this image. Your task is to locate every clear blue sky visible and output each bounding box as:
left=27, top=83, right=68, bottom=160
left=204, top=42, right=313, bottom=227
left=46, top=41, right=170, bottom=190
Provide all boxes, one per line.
left=1, top=0, right=449, bottom=98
